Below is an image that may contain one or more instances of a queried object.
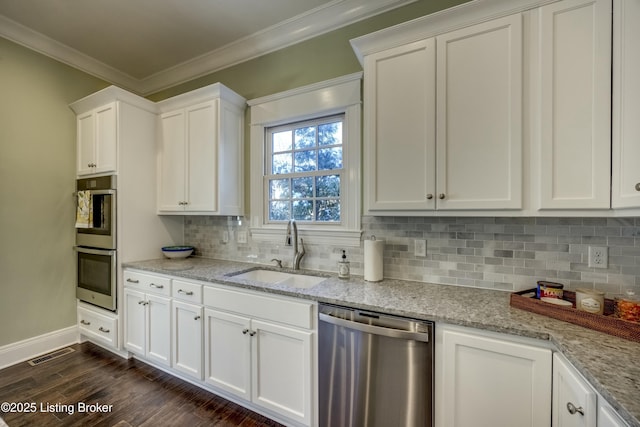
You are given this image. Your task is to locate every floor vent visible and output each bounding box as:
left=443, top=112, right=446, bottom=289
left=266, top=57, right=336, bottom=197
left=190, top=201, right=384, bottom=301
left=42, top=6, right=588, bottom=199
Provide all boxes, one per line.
left=28, top=347, right=75, bottom=366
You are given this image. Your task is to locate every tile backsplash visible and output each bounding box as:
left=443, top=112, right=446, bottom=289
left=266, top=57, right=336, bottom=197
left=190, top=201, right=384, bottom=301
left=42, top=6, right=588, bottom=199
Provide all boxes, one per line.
left=185, top=216, right=640, bottom=297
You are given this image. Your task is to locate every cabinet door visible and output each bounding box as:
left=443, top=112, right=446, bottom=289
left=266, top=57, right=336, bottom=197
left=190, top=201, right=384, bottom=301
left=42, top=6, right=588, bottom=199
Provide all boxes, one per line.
left=146, top=294, right=171, bottom=367
left=172, top=300, right=203, bottom=379
left=251, top=319, right=313, bottom=426
left=436, top=14, right=523, bottom=210
left=438, top=327, right=552, bottom=427
left=186, top=101, right=219, bottom=212
left=598, top=398, right=629, bottom=427
left=204, top=308, right=251, bottom=400
left=538, top=0, right=611, bottom=209
left=123, top=288, right=146, bottom=355
left=77, top=111, right=95, bottom=176
left=93, top=102, right=117, bottom=174
left=158, top=110, right=186, bottom=212
left=364, top=39, right=436, bottom=211
left=612, top=0, right=640, bottom=208
left=553, top=353, right=597, bottom=427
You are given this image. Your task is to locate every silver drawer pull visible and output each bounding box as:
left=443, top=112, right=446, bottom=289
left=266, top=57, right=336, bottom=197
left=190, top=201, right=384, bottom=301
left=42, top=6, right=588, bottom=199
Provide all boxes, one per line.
left=178, top=289, right=194, bottom=296
left=80, top=320, right=91, bottom=326
left=98, top=327, right=110, bottom=333
left=126, top=278, right=140, bottom=283
left=149, top=283, right=164, bottom=289
left=194, top=315, right=201, bottom=321
left=242, top=329, right=249, bottom=335
left=566, top=402, right=584, bottom=416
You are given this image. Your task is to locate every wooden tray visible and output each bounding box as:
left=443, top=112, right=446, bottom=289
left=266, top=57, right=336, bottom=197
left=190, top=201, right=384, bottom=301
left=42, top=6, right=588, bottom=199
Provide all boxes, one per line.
left=510, top=289, right=640, bottom=343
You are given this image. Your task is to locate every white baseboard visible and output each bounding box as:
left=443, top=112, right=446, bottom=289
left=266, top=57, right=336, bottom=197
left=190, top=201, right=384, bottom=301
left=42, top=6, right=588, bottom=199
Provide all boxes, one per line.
left=0, top=326, right=79, bottom=370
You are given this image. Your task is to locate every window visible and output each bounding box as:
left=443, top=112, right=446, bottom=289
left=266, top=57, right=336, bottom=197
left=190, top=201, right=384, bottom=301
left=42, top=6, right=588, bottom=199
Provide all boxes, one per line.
left=266, top=115, right=344, bottom=223
left=248, top=73, right=362, bottom=246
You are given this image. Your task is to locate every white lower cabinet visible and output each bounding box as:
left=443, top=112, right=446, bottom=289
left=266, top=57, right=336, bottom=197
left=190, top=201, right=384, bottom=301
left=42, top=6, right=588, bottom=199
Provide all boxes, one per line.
left=172, top=300, right=203, bottom=380
left=553, top=353, right=629, bottom=427
left=436, top=325, right=552, bottom=427
left=77, top=302, right=118, bottom=348
left=122, top=269, right=316, bottom=427
left=123, top=288, right=171, bottom=367
left=204, top=285, right=315, bottom=426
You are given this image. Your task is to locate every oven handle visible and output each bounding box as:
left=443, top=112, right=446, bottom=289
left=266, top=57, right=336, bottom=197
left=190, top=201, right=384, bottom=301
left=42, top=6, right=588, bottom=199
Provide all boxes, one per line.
left=74, top=246, right=116, bottom=256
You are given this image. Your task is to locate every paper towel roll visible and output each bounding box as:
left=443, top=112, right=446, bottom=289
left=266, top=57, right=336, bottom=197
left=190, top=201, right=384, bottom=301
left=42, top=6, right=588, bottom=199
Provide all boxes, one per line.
left=364, top=239, right=384, bottom=282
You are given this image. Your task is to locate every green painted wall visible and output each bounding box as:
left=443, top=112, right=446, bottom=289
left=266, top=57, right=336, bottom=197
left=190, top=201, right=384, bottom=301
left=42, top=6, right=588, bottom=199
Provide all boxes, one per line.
left=0, top=0, right=467, bottom=348
left=0, top=37, right=108, bottom=346
left=147, top=0, right=469, bottom=101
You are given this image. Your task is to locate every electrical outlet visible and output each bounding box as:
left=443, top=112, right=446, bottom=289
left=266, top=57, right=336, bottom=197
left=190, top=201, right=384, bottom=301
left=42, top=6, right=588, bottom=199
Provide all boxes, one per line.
left=588, top=246, right=608, bottom=268
left=237, top=230, right=248, bottom=244
left=415, top=239, right=427, bottom=257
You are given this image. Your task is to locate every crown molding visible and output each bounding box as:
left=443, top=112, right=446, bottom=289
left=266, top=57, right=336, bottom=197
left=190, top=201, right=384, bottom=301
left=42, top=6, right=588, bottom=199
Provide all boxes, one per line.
left=0, top=0, right=415, bottom=96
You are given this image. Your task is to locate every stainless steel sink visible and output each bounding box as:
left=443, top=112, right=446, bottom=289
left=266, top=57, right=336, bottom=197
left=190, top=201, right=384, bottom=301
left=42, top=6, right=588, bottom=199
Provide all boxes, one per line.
left=232, top=269, right=326, bottom=289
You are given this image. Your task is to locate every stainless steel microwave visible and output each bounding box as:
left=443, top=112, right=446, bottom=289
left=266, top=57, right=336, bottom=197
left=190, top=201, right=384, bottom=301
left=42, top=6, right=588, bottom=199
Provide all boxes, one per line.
left=75, top=175, right=116, bottom=250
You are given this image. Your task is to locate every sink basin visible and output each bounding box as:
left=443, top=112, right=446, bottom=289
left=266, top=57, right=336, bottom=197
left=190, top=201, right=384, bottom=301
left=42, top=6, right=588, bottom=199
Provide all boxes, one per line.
left=232, top=269, right=326, bottom=289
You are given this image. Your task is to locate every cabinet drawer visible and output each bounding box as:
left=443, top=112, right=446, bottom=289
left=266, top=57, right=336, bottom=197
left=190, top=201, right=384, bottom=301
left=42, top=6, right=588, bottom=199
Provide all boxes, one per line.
left=124, top=270, right=171, bottom=296
left=172, top=280, right=203, bottom=304
left=78, top=305, right=118, bottom=347
left=203, top=286, right=314, bottom=329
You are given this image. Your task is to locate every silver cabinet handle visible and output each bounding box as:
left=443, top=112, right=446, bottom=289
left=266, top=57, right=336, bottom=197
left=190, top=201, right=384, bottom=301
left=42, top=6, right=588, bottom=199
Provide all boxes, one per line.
left=138, top=301, right=149, bottom=306
left=126, top=278, right=140, bottom=283
left=439, top=193, right=445, bottom=199
left=242, top=329, right=249, bottom=335
left=80, top=320, right=91, bottom=325
left=566, top=402, right=584, bottom=416
left=178, top=289, right=193, bottom=296
left=635, top=183, right=640, bottom=192
left=194, top=315, right=201, bottom=321
left=426, top=194, right=433, bottom=200
left=149, top=283, right=163, bottom=289
left=249, top=331, right=256, bottom=337
left=98, top=327, right=110, bottom=333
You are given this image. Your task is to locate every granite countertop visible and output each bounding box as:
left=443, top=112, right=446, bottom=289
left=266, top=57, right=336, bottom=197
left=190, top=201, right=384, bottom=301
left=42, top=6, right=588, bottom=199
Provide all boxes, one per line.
left=123, top=257, right=640, bottom=427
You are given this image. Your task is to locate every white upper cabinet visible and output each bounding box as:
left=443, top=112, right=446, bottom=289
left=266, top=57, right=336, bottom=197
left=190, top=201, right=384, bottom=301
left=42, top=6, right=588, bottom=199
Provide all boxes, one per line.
left=157, top=83, right=245, bottom=215
left=363, top=14, right=523, bottom=213
left=436, top=14, right=523, bottom=210
left=612, top=0, right=640, bottom=209
left=76, top=102, right=117, bottom=176
left=364, top=39, right=436, bottom=211
left=537, top=0, right=612, bottom=210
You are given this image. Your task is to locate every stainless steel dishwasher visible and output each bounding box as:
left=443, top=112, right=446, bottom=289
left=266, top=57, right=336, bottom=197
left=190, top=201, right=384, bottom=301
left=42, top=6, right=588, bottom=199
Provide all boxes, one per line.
left=318, top=303, right=434, bottom=427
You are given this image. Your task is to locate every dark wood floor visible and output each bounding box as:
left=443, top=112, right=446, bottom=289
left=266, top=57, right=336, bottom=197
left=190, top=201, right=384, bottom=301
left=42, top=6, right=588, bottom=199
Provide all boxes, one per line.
left=0, top=342, right=284, bottom=427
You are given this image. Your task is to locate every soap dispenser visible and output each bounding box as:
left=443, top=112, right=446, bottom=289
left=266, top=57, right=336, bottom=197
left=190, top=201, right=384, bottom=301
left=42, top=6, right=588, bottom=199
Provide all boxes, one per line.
left=338, top=250, right=350, bottom=279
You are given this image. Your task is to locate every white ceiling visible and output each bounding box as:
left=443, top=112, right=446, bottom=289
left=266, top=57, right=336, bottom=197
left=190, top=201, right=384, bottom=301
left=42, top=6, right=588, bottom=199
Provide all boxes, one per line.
left=0, top=0, right=415, bottom=95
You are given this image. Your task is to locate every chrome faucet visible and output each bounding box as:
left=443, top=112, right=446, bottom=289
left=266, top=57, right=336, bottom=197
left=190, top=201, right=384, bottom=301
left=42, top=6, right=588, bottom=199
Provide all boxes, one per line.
left=285, top=219, right=305, bottom=270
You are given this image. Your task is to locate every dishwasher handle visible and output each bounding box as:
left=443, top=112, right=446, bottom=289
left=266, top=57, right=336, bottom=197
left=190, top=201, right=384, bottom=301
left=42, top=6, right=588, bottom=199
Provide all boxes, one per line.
left=319, top=312, right=430, bottom=343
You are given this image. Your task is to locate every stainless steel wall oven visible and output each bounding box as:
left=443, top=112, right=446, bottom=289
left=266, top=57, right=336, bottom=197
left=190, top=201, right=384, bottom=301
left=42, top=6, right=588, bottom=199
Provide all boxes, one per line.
left=75, top=175, right=117, bottom=311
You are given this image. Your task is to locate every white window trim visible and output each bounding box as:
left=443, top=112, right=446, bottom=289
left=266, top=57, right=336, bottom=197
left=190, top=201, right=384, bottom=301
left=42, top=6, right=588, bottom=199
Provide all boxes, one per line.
left=248, top=73, right=363, bottom=247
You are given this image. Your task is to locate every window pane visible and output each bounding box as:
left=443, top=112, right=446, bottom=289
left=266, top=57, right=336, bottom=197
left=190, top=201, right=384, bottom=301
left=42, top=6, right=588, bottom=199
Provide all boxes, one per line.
left=293, top=200, right=313, bottom=221
left=318, top=147, right=342, bottom=170
left=269, top=201, right=290, bottom=221
left=270, top=179, right=290, bottom=199
left=272, top=130, right=292, bottom=152
left=318, top=122, right=342, bottom=146
left=294, top=150, right=316, bottom=172
left=294, top=126, right=316, bottom=149
left=292, top=177, right=313, bottom=199
left=316, top=175, right=340, bottom=197
left=272, top=153, right=292, bottom=174
left=316, top=199, right=340, bottom=222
